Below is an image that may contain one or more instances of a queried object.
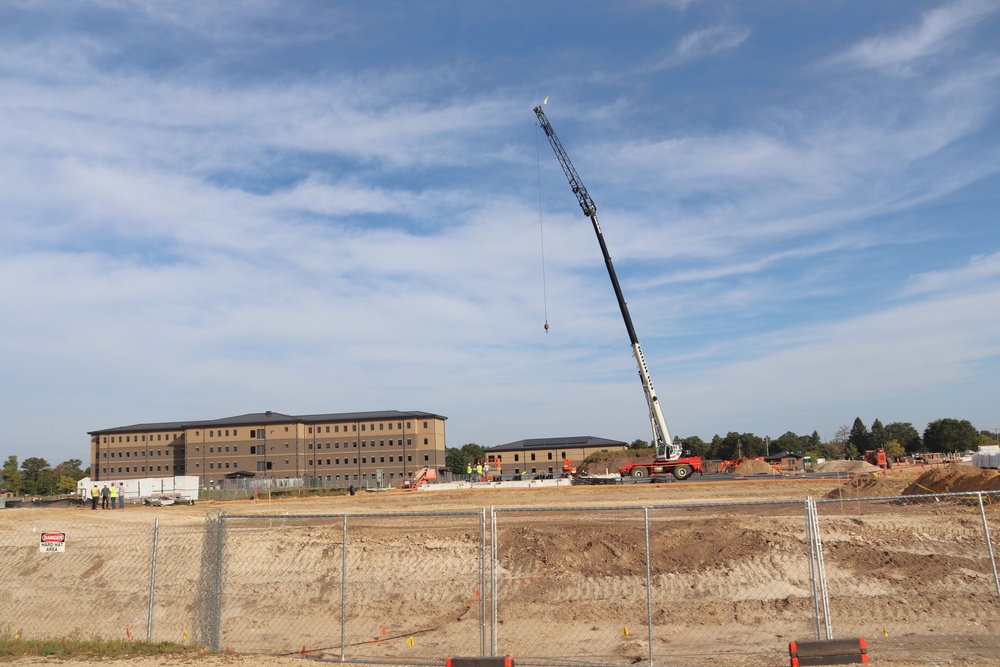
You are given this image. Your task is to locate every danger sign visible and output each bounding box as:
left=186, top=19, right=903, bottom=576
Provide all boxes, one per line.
left=40, top=532, right=66, bottom=553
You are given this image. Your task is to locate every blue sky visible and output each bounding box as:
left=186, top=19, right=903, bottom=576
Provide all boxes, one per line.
left=2, top=0, right=999, bottom=466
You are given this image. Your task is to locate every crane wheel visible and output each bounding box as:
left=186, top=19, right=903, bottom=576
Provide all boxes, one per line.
left=630, top=467, right=648, bottom=478
left=672, top=465, right=693, bottom=481
left=723, top=466, right=735, bottom=474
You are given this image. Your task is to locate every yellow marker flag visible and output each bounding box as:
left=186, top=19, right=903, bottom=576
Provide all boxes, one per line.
left=183, top=629, right=188, bottom=640
left=622, top=627, right=629, bottom=636
left=14, top=630, right=19, bottom=639
left=407, top=636, right=415, bottom=646
left=883, top=627, right=889, bottom=638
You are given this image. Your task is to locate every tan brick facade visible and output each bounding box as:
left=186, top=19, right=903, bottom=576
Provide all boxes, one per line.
left=90, top=410, right=446, bottom=488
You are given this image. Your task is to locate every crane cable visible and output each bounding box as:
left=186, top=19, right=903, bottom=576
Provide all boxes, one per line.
left=535, top=118, right=550, bottom=333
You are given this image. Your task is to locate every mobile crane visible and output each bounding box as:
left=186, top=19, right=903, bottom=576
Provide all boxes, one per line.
left=533, top=106, right=702, bottom=481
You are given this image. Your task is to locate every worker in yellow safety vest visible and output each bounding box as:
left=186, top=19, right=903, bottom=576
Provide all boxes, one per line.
left=90, top=484, right=99, bottom=510
left=109, top=482, right=118, bottom=509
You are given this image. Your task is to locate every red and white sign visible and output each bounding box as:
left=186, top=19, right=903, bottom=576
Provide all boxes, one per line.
left=40, top=532, right=66, bottom=553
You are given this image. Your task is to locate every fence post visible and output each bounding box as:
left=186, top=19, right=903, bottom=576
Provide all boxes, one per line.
left=805, top=498, right=832, bottom=640
left=341, top=514, right=348, bottom=662
left=977, top=493, right=1000, bottom=600
left=146, top=517, right=159, bottom=642
left=644, top=507, right=653, bottom=667
left=490, top=506, right=498, bottom=657
left=480, top=507, right=487, bottom=657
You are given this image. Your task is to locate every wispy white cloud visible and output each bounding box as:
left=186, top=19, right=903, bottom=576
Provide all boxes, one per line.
left=828, top=0, right=1000, bottom=73
left=643, top=23, right=750, bottom=71
left=902, top=251, right=1000, bottom=297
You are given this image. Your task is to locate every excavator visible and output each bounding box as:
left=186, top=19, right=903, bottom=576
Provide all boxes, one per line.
left=534, top=106, right=702, bottom=481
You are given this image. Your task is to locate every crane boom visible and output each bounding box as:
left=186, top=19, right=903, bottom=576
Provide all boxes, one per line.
left=534, top=105, right=681, bottom=463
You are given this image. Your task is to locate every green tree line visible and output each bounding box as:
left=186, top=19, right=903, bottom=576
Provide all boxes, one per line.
left=443, top=417, right=995, bottom=473
left=0, top=456, right=89, bottom=496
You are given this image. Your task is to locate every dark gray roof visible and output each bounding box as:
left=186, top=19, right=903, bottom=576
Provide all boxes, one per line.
left=486, top=436, right=627, bottom=452
left=89, top=410, right=446, bottom=436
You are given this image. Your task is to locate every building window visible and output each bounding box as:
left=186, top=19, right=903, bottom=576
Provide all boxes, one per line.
left=548, top=453, right=553, bottom=460
left=423, top=421, right=428, bottom=429
left=531, top=453, right=536, bottom=461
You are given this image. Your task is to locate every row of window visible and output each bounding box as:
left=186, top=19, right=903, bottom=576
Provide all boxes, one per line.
left=101, top=450, right=174, bottom=459
left=510, top=452, right=566, bottom=462
left=311, top=455, right=413, bottom=466
left=102, top=433, right=179, bottom=444
left=100, top=465, right=172, bottom=474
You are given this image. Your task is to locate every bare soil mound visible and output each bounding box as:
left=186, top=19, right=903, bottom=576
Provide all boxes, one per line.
left=814, top=460, right=879, bottom=473
left=825, top=473, right=907, bottom=499
left=578, top=448, right=652, bottom=474
left=736, top=459, right=775, bottom=475
left=902, top=463, right=1000, bottom=495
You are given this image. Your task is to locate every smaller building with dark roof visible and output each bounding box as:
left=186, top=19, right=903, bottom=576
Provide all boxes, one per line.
left=485, top=436, right=627, bottom=476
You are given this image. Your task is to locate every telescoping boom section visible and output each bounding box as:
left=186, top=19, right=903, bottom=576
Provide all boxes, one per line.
left=533, top=105, right=701, bottom=481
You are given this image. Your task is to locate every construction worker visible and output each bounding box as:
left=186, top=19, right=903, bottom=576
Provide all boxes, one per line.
left=466, top=462, right=472, bottom=481
left=100, top=484, right=110, bottom=510
left=475, top=462, right=483, bottom=482
left=90, top=484, right=99, bottom=510
left=109, top=482, right=118, bottom=509
left=119, top=482, right=126, bottom=508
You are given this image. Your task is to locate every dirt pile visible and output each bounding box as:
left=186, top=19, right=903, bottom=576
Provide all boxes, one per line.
left=902, top=463, right=1000, bottom=495
left=825, top=473, right=907, bottom=499
left=814, top=460, right=879, bottom=473
left=578, top=449, right=651, bottom=474
left=736, top=459, right=775, bottom=475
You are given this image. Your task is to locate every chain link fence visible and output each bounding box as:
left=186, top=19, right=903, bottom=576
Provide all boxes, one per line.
left=2, top=492, right=999, bottom=665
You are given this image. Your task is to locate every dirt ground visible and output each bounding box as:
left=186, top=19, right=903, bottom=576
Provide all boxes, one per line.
left=4, top=464, right=1000, bottom=666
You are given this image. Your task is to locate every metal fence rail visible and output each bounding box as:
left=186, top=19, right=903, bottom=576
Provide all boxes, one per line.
left=2, top=491, right=1000, bottom=665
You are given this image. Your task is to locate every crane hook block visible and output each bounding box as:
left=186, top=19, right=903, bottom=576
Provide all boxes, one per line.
left=544, top=321, right=549, bottom=333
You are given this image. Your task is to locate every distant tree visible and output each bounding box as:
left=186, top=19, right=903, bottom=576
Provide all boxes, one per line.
left=883, top=439, right=906, bottom=461
left=848, top=418, right=870, bottom=454
left=924, top=419, right=981, bottom=454
left=444, top=448, right=466, bottom=474
left=773, top=431, right=805, bottom=454
left=870, top=419, right=887, bottom=449
left=20, top=457, right=50, bottom=496
left=55, top=459, right=86, bottom=481
left=1, top=455, right=20, bottom=494
left=844, top=443, right=860, bottom=460
left=677, top=435, right=708, bottom=458
left=808, top=431, right=822, bottom=447
left=56, top=475, right=78, bottom=494
left=445, top=443, right=487, bottom=474
left=461, top=443, right=485, bottom=466
left=828, top=424, right=851, bottom=459
left=629, top=439, right=650, bottom=450
left=884, top=422, right=922, bottom=454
